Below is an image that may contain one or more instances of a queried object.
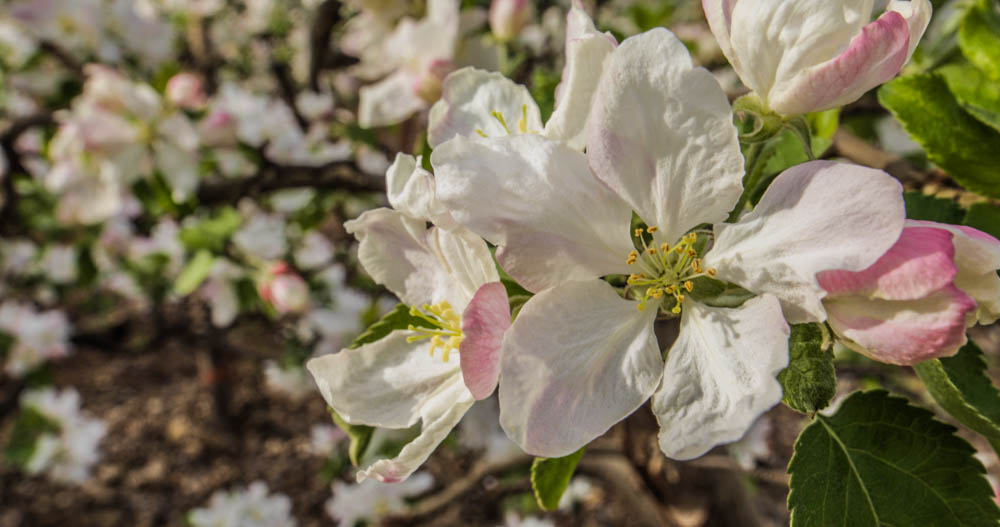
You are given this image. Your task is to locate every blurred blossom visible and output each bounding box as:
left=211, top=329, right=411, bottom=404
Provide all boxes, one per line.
left=727, top=415, right=773, bottom=470
left=201, top=259, right=243, bottom=327
left=40, top=245, right=79, bottom=284
left=294, top=231, right=335, bottom=270
left=165, top=72, right=208, bottom=110
left=325, top=472, right=434, bottom=526
left=296, top=91, right=336, bottom=122
left=264, top=360, right=315, bottom=400
left=459, top=398, right=522, bottom=463
left=271, top=189, right=316, bottom=214
left=310, top=424, right=347, bottom=456
left=234, top=212, right=288, bottom=261
left=259, top=262, right=311, bottom=314
left=0, top=302, right=72, bottom=377
left=129, top=218, right=185, bottom=274
left=502, top=513, right=555, bottom=527
left=0, top=20, right=38, bottom=67
left=159, top=0, right=225, bottom=17
left=189, top=481, right=298, bottom=527
left=2, top=239, right=39, bottom=276
left=490, top=0, right=534, bottom=42
left=559, top=477, right=595, bottom=509
left=20, top=387, right=106, bottom=484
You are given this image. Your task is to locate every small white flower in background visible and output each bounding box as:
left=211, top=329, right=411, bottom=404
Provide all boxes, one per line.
left=310, top=424, right=347, bottom=456
left=295, top=91, right=336, bottom=122
left=489, top=0, right=534, bottom=42
left=165, top=72, right=207, bottom=110
left=189, top=481, right=298, bottom=527
left=20, top=387, right=106, bottom=485
left=727, top=415, right=773, bottom=471
left=234, top=211, right=288, bottom=262
left=201, top=259, right=244, bottom=328
left=2, top=239, right=38, bottom=276
left=325, top=472, right=434, bottom=526
left=270, top=189, right=317, bottom=214
left=458, top=398, right=522, bottom=463
left=128, top=218, right=185, bottom=274
left=502, top=513, right=555, bottom=527
left=40, top=244, right=78, bottom=284
left=294, top=231, right=335, bottom=271
left=0, top=302, right=72, bottom=377
left=558, top=477, right=595, bottom=509
left=264, top=361, right=315, bottom=401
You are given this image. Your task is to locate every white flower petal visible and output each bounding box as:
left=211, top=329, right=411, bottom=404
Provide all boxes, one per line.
left=587, top=28, right=743, bottom=243
left=427, top=67, right=542, bottom=147
left=358, top=71, right=426, bottom=128
left=432, top=135, right=634, bottom=292
left=345, top=208, right=498, bottom=308
left=887, top=0, right=932, bottom=60
left=705, top=161, right=905, bottom=324
left=653, top=295, right=789, bottom=460
left=498, top=280, right=662, bottom=457
left=542, top=4, right=616, bottom=150
left=385, top=153, right=460, bottom=230
left=306, top=331, right=464, bottom=429
left=358, top=376, right=474, bottom=482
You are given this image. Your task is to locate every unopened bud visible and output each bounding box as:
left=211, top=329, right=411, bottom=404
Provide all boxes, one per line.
left=489, top=0, right=534, bottom=42
left=165, top=73, right=207, bottom=110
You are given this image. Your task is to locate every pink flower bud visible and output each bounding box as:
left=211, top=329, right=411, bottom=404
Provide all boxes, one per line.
left=165, top=73, right=207, bottom=110
left=490, top=0, right=534, bottom=42
left=259, top=262, right=310, bottom=314
left=413, top=59, right=455, bottom=104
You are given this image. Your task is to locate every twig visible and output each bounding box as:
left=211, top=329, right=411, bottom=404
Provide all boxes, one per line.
left=271, top=61, right=310, bottom=131
left=829, top=129, right=935, bottom=187
left=0, top=113, right=55, bottom=233
left=196, top=159, right=385, bottom=204
left=38, top=41, right=84, bottom=78
left=308, top=0, right=343, bottom=91
left=577, top=455, right=679, bottom=527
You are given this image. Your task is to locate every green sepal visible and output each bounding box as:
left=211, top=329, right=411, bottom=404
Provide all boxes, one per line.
left=777, top=324, right=835, bottom=414
left=328, top=407, right=375, bottom=467
left=913, top=342, right=1000, bottom=455
left=530, top=447, right=586, bottom=511
left=788, top=390, right=1000, bottom=527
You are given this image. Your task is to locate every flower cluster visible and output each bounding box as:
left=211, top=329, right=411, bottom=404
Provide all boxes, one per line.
left=18, top=387, right=107, bottom=484
left=188, top=481, right=297, bottom=527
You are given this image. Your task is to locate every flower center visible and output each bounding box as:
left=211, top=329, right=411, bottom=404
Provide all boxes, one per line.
left=475, top=105, right=537, bottom=138
left=624, top=227, right=717, bottom=313
left=406, top=301, right=463, bottom=362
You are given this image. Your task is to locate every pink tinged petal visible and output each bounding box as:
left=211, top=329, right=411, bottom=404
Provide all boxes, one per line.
left=817, top=226, right=957, bottom=301
left=701, top=0, right=738, bottom=63
left=587, top=28, right=744, bottom=244
left=305, top=331, right=463, bottom=429
left=909, top=220, right=1000, bottom=324
left=432, top=135, right=634, bottom=293
left=825, top=284, right=975, bottom=365
left=653, top=295, right=789, bottom=460
left=542, top=5, right=616, bottom=151
left=358, top=71, right=426, bottom=128
left=385, top=153, right=460, bottom=230
left=887, top=0, right=933, bottom=60
left=427, top=68, right=542, bottom=148
left=358, top=382, right=474, bottom=483
left=498, top=280, right=662, bottom=457
left=768, top=10, right=911, bottom=115
left=460, top=282, right=511, bottom=400
left=344, top=209, right=498, bottom=308
left=705, top=161, right=906, bottom=324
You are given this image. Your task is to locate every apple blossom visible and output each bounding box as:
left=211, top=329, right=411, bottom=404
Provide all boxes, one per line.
left=817, top=220, right=1000, bottom=365
left=189, top=481, right=297, bottom=527
left=307, top=154, right=511, bottom=482
left=490, top=0, right=534, bottom=42
left=428, top=2, right=615, bottom=151
left=259, top=262, right=311, bottom=314
left=325, top=472, right=434, bottom=526
left=703, top=0, right=932, bottom=115
left=432, top=29, right=905, bottom=459
left=19, top=387, right=106, bottom=484
left=165, top=72, right=208, bottom=110
left=0, top=301, right=72, bottom=377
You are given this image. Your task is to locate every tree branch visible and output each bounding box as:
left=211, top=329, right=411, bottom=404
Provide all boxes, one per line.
left=196, top=159, right=385, bottom=204
left=308, top=0, right=343, bottom=91
left=829, top=129, right=937, bottom=188
left=0, top=113, right=55, bottom=233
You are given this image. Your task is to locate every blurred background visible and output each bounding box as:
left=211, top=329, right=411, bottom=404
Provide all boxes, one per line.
left=0, top=0, right=996, bottom=525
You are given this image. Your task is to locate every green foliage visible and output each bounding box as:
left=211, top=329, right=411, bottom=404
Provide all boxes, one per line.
left=347, top=303, right=433, bottom=350
left=964, top=202, right=1000, bottom=239
left=778, top=324, right=835, bottom=414
left=914, top=342, right=1000, bottom=455
left=179, top=207, right=243, bottom=252
left=174, top=249, right=216, bottom=295
left=959, top=0, right=1000, bottom=80
left=903, top=191, right=966, bottom=224
left=4, top=406, right=61, bottom=468
left=939, top=63, right=1000, bottom=132
left=530, top=447, right=585, bottom=511
left=787, top=390, right=1000, bottom=527
left=328, top=408, right=375, bottom=467
left=686, top=277, right=755, bottom=309
left=879, top=73, right=1000, bottom=198
left=530, top=66, right=562, bottom=124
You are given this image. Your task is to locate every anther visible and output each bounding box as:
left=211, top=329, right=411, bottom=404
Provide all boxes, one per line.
left=634, top=228, right=644, bottom=238
left=647, top=247, right=657, bottom=255
left=684, top=281, right=693, bottom=292
left=646, top=226, right=659, bottom=233
left=707, top=268, right=717, bottom=277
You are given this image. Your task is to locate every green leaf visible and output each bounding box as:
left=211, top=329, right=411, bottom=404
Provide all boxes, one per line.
left=959, top=1, right=1000, bottom=80
left=939, top=63, right=1000, bottom=132
left=347, top=303, right=433, bottom=350
left=4, top=406, right=61, bottom=468
left=328, top=407, right=375, bottom=467
left=778, top=324, right=836, bottom=414
left=787, top=390, right=1000, bottom=527
left=173, top=250, right=215, bottom=296
left=964, top=202, right=1000, bottom=239
left=530, top=447, right=586, bottom=511
left=879, top=73, right=1000, bottom=198
left=179, top=207, right=243, bottom=252
left=914, top=342, right=1000, bottom=455
left=903, top=191, right=966, bottom=224
left=687, top=277, right=755, bottom=308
